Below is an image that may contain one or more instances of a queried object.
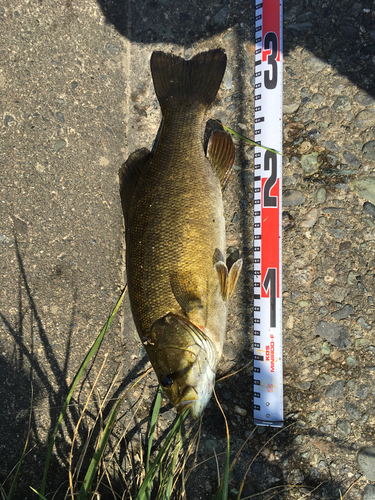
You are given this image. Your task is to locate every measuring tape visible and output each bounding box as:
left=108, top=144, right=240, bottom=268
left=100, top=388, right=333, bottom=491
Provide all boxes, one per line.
left=253, top=0, right=284, bottom=427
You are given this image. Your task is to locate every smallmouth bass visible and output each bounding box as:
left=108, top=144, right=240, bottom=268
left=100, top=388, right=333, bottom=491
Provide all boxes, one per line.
left=120, top=49, right=242, bottom=418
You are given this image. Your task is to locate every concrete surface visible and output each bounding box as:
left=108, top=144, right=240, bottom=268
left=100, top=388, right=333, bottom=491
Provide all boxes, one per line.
left=1, top=0, right=375, bottom=498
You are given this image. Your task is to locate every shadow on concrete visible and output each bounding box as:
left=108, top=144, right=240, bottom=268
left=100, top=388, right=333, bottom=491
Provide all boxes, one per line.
left=0, top=237, right=149, bottom=498
left=97, top=0, right=375, bottom=96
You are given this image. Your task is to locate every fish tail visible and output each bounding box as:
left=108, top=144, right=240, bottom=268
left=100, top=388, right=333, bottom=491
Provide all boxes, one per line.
left=150, top=49, right=227, bottom=113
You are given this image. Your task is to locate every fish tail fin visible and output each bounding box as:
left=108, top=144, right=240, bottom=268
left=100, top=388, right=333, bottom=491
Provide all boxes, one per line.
left=150, top=49, right=227, bottom=113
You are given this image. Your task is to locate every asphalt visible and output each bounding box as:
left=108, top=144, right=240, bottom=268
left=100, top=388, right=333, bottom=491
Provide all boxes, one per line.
left=1, top=0, right=375, bottom=499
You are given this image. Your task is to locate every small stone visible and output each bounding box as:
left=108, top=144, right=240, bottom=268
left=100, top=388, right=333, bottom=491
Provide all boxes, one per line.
left=355, top=109, right=375, bottom=129
left=303, top=56, right=328, bottom=72
left=355, top=338, right=371, bottom=348
left=325, top=380, right=344, bottom=399
left=356, top=384, right=370, bottom=400
left=298, top=300, right=309, bottom=308
left=363, top=484, right=375, bottom=500
left=54, top=139, right=67, bottom=152
left=284, top=102, right=300, bottom=114
left=346, top=355, right=357, bottom=367
left=316, top=187, right=326, bottom=203
left=212, top=6, right=228, bottom=25
left=234, top=405, right=247, bottom=416
left=282, top=211, right=295, bottom=230
left=71, top=81, right=78, bottom=89
left=357, top=317, right=372, bottom=330
left=347, top=271, right=356, bottom=285
left=325, top=141, right=340, bottom=152
left=331, top=350, right=345, bottom=362
left=105, top=42, right=120, bottom=53
left=326, top=153, right=338, bottom=166
left=345, top=402, right=361, bottom=421
left=339, top=241, right=351, bottom=252
left=321, top=342, right=330, bottom=354
left=307, top=129, right=320, bottom=140
left=56, top=111, right=65, bottom=123
left=357, top=447, right=375, bottom=481
left=364, top=202, right=375, bottom=218
left=301, top=152, right=321, bottom=176
left=314, top=321, right=351, bottom=349
left=349, top=178, right=375, bottom=205
left=4, top=115, right=16, bottom=126
left=343, top=151, right=360, bottom=167
left=328, top=227, right=346, bottom=239
left=307, top=409, right=322, bottom=422
left=331, top=304, right=353, bottom=320
left=319, top=306, right=329, bottom=317
left=300, top=208, right=318, bottom=228
left=336, top=418, right=351, bottom=436
left=0, top=234, right=13, bottom=245
left=311, top=93, right=324, bottom=105
left=322, top=207, right=342, bottom=214
left=293, top=435, right=303, bottom=445
left=363, top=141, right=375, bottom=160
left=296, top=381, right=311, bottom=390
left=354, top=90, right=375, bottom=107
left=35, top=162, right=45, bottom=173
left=50, top=305, right=59, bottom=315
left=301, top=450, right=311, bottom=459
left=330, top=285, right=347, bottom=302
left=223, top=68, right=233, bottom=90
left=283, top=190, right=305, bottom=206
left=332, top=96, right=351, bottom=112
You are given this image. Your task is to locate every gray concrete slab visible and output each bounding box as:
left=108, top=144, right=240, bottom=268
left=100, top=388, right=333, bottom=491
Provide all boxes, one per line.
left=1, top=0, right=375, bottom=498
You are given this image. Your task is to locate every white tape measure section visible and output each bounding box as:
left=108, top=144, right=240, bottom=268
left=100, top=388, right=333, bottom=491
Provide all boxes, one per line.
left=253, top=0, right=284, bottom=427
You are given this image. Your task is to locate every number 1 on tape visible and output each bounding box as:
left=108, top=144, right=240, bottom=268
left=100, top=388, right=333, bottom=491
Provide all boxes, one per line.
left=253, top=0, right=283, bottom=427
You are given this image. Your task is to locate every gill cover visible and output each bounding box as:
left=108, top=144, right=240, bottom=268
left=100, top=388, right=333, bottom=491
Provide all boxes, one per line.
left=149, top=313, right=217, bottom=418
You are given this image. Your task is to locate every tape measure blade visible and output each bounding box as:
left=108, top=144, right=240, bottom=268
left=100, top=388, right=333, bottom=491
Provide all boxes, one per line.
left=253, top=0, right=284, bottom=427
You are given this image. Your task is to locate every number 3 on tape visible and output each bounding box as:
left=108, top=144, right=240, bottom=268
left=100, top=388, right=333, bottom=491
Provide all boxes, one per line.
left=253, top=0, right=283, bottom=427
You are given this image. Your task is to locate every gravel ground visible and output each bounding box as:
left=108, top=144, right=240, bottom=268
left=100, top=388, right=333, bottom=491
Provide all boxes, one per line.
left=1, top=0, right=375, bottom=498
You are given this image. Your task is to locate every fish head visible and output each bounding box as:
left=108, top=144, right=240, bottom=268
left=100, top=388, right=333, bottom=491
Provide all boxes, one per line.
left=149, top=313, right=218, bottom=418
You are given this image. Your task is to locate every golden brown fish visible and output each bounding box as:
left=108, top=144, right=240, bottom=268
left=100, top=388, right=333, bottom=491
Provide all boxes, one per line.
left=120, top=49, right=242, bottom=418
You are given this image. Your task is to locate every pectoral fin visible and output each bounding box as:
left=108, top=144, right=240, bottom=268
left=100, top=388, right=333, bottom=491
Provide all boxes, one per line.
left=214, top=261, right=228, bottom=301
left=170, top=271, right=203, bottom=316
left=207, top=130, right=235, bottom=190
left=227, top=259, right=243, bottom=298
left=119, top=148, right=152, bottom=226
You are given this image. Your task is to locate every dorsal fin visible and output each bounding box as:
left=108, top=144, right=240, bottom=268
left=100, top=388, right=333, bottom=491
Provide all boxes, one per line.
left=214, top=261, right=228, bottom=301
left=119, top=148, right=151, bottom=227
left=207, top=130, right=235, bottom=189
left=227, top=259, right=243, bottom=298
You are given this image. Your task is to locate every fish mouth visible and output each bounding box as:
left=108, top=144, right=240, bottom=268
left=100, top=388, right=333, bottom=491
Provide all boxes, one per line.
left=175, top=399, right=196, bottom=413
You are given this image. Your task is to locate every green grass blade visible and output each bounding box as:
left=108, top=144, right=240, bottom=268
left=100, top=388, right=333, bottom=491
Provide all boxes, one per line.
left=162, top=421, right=183, bottom=500
left=205, top=113, right=281, bottom=155
left=221, top=124, right=281, bottom=155
left=135, top=410, right=189, bottom=500
left=212, top=388, right=231, bottom=500
left=77, top=399, right=120, bottom=499
left=40, top=287, right=127, bottom=496
left=145, top=386, right=162, bottom=499
left=29, top=487, right=48, bottom=500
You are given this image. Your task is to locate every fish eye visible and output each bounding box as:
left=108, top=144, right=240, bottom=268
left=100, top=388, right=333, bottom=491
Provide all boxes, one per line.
left=161, top=374, right=173, bottom=388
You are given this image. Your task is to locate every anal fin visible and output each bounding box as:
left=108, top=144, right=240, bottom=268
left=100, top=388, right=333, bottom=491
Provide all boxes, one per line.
left=119, top=148, right=151, bottom=226
left=228, top=259, right=243, bottom=298
left=207, top=130, right=235, bottom=190
left=214, top=261, right=228, bottom=301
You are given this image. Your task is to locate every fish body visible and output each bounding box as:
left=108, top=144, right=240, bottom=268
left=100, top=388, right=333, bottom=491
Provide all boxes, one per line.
left=120, top=50, right=242, bottom=418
